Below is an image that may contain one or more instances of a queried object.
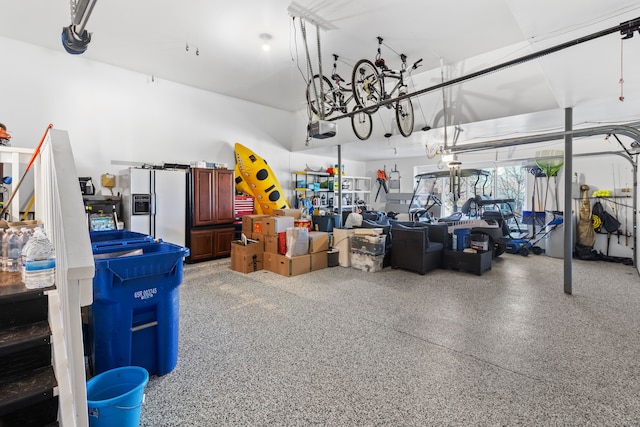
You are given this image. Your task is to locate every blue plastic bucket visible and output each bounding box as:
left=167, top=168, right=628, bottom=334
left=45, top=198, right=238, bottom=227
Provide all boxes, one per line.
left=453, top=229, right=471, bottom=251
left=87, top=366, right=149, bottom=427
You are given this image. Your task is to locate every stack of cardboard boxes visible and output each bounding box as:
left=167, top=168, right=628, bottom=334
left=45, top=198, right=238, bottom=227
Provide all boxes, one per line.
left=230, top=210, right=330, bottom=276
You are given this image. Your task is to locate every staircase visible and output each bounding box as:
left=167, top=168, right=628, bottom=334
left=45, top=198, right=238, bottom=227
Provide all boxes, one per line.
left=0, top=273, right=59, bottom=426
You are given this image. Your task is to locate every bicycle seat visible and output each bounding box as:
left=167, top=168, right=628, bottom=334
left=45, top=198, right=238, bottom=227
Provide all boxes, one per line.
left=331, top=73, right=345, bottom=83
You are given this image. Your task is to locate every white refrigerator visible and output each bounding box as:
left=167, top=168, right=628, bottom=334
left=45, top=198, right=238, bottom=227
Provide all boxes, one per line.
left=120, top=167, right=187, bottom=247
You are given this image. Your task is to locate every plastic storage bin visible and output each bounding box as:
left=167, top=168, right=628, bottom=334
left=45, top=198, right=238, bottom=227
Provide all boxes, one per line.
left=90, top=240, right=189, bottom=376
left=312, top=214, right=342, bottom=232
left=453, top=229, right=471, bottom=251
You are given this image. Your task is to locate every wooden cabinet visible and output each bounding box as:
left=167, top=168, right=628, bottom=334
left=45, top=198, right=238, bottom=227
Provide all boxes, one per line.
left=193, top=168, right=235, bottom=226
left=189, top=227, right=235, bottom=261
left=187, top=168, right=236, bottom=263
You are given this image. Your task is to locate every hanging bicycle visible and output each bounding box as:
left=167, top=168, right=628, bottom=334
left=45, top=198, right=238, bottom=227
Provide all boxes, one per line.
left=351, top=37, right=422, bottom=137
left=306, top=55, right=373, bottom=141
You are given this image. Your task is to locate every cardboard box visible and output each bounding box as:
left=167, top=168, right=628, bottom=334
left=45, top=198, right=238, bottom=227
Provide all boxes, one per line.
left=263, top=234, right=279, bottom=254
left=273, top=208, right=302, bottom=219
left=231, top=240, right=263, bottom=257
left=231, top=252, right=263, bottom=273
left=249, top=232, right=264, bottom=243
left=351, top=234, right=386, bottom=255
left=310, top=251, right=328, bottom=271
left=333, top=228, right=355, bottom=267
left=241, top=214, right=269, bottom=236
left=263, top=216, right=295, bottom=235
left=308, top=231, right=329, bottom=254
left=264, top=253, right=311, bottom=277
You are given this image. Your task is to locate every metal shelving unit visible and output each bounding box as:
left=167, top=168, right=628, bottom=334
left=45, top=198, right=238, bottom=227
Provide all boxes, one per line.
left=293, top=171, right=334, bottom=211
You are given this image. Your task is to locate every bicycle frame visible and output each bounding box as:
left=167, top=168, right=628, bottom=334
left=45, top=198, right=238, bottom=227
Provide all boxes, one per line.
left=305, top=55, right=374, bottom=141
left=378, top=70, right=407, bottom=107
left=351, top=46, right=421, bottom=137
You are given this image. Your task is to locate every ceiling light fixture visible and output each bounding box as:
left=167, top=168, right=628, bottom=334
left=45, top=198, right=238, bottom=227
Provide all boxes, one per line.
left=260, top=33, right=272, bottom=51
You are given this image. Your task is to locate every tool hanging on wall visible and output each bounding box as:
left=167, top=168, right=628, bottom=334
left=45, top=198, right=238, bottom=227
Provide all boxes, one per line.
left=535, top=150, right=564, bottom=211
left=374, top=167, right=388, bottom=202
left=1, top=124, right=53, bottom=220
left=388, top=164, right=401, bottom=192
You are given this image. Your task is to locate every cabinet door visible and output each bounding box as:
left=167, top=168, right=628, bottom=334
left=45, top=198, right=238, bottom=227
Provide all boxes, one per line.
left=213, top=227, right=235, bottom=257
left=213, top=169, right=235, bottom=224
left=189, top=229, right=215, bottom=261
left=193, top=168, right=215, bottom=226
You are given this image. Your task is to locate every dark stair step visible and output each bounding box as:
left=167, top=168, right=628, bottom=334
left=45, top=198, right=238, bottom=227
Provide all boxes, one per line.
left=0, top=394, right=58, bottom=427
left=0, top=321, right=51, bottom=358
left=0, top=275, right=53, bottom=330
left=0, top=340, right=52, bottom=378
left=0, top=365, right=57, bottom=417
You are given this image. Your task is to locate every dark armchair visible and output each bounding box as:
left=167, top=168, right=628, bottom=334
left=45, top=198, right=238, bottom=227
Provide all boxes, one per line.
left=389, top=221, right=450, bottom=274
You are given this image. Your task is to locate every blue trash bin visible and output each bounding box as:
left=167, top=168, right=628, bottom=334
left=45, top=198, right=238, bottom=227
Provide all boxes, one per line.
left=90, top=241, right=189, bottom=376
left=89, top=229, right=155, bottom=249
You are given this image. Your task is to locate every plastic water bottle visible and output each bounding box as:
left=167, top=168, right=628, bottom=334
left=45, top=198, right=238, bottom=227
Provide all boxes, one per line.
left=3, top=229, right=21, bottom=272
left=1, top=229, right=10, bottom=271
left=22, top=227, right=56, bottom=289
left=19, top=228, right=33, bottom=282
left=0, top=229, right=5, bottom=271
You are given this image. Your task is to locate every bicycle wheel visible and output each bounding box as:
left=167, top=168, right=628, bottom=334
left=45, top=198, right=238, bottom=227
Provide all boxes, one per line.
left=395, top=96, right=414, bottom=137
left=351, top=105, right=373, bottom=140
left=306, top=74, right=335, bottom=118
left=351, top=59, right=382, bottom=113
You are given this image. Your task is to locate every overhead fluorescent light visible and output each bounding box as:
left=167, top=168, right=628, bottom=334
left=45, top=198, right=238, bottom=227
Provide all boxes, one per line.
left=441, top=153, right=454, bottom=163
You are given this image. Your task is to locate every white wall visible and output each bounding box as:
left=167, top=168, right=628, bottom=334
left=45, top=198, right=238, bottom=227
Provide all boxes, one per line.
left=0, top=36, right=364, bottom=208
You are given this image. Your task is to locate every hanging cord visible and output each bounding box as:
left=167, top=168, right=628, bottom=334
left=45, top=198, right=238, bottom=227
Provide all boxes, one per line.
left=316, top=25, right=325, bottom=120
left=441, top=58, right=449, bottom=149
left=290, top=17, right=309, bottom=85
left=409, top=73, right=432, bottom=132
left=300, top=19, right=321, bottom=120
left=619, top=38, right=625, bottom=101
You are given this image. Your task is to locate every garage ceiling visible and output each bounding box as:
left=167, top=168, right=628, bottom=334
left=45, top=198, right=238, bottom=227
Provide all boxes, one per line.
left=1, top=0, right=640, bottom=161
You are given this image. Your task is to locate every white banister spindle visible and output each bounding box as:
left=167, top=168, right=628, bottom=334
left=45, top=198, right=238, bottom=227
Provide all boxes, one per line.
left=36, top=129, right=94, bottom=427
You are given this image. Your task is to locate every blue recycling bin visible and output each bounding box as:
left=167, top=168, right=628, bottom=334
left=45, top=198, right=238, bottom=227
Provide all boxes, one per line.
left=90, top=240, right=189, bottom=377
left=89, top=230, right=156, bottom=249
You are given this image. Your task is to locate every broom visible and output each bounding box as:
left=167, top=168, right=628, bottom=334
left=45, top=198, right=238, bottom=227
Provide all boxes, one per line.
left=0, top=124, right=53, bottom=220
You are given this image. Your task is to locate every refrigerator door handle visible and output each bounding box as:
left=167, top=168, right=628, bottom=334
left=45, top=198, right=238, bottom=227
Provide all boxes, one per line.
left=150, top=193, right=157, bottom=216
left=150, top=193, right=156, bottom=237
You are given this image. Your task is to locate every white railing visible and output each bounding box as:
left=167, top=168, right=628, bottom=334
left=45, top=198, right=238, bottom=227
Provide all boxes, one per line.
left=35, top=128, right=94, bottom=427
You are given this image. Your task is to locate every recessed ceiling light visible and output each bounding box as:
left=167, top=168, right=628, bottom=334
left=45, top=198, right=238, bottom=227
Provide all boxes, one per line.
left=259, top=33, right=272, bottom=51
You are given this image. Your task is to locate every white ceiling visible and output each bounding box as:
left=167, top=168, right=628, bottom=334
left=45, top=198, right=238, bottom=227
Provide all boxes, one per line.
left=2, top=0, right=640, bottom=161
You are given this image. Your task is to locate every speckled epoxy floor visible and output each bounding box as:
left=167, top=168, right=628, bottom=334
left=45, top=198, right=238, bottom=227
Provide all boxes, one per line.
left=139, top=254, right=640, bottom=426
